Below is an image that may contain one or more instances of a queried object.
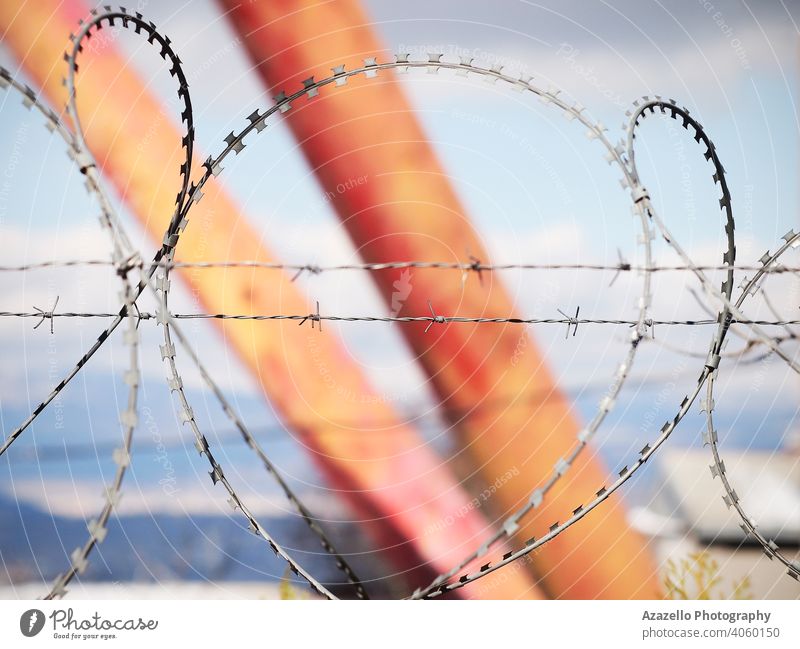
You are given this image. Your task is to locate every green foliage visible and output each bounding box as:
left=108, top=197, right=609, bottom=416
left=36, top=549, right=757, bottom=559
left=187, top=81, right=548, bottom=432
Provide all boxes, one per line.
left=278, top=567, right=308, bottom=600
left=663, top=551, right=751, bottom=600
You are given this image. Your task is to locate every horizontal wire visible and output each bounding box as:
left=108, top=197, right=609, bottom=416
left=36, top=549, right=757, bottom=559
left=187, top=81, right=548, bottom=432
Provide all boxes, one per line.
left=1, top=310, right=799, bottom=327
left=1, top=258, right=798, bottom=274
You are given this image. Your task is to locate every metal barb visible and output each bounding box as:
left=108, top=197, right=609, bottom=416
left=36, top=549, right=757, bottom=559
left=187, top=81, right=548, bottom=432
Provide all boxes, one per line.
left=608, top=248, right=631, bottom=286
left=291, top=264, right=322, bottom=282
left=298, top=301, right=322, bottom=331
left=557, top=306, right=580, bottom=338
left=424, top=300, right=446, bottom=333
left=33, top=296, right=59, bottom=333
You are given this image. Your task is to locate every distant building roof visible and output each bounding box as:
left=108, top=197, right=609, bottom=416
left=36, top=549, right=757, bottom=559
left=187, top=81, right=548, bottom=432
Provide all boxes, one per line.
left=659, top=448, right=800, bottom=545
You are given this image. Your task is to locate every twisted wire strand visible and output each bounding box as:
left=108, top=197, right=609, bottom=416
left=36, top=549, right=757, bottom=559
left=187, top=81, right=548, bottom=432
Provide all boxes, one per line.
left=1, top=258, right=799, bottom=275
left=3, top=310, right=800, bottom=327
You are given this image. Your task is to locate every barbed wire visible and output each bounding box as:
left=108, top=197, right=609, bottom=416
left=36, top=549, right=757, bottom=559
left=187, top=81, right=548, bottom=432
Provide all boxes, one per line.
left=0, top=258, right=798, bottom=275
left=1, top=5, right=798, bottom=600
left=3, top=308, right=800, bottom=328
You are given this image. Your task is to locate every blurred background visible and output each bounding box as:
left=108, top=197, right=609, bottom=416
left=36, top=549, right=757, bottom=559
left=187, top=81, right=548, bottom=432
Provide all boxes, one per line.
left=0, top=0, right=798, bottom=599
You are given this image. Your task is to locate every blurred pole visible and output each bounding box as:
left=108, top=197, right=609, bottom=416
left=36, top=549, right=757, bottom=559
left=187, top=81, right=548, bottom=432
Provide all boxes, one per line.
left=0, top=0, right=544, bottom=598
left=221, top=0, right=663, bottom=598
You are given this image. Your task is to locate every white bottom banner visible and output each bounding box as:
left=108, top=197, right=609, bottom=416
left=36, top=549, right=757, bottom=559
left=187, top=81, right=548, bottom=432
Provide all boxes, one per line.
left=1, top=599, right=798, bottom=647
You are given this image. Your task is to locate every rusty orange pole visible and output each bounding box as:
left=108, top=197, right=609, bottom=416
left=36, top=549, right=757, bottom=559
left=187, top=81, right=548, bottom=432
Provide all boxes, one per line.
left=0, top=0, right=545, bottom=598
left=221, top=0, right=662, bottom=598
